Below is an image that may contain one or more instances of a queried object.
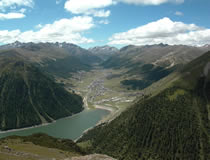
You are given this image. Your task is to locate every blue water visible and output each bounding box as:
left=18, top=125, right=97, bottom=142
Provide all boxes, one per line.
left=0, top=109, right=109, bottom=140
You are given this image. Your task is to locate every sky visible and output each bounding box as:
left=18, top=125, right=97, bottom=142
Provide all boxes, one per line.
left=0, top=0, right=210, bottom=48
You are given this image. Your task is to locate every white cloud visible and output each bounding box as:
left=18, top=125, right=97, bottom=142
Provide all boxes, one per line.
left=116, top=0, right=184, bottom=5
left=109, top=17, right=210, bottom=46
left=0, top=16, right=95, bottom=44
left=0, top=0, right=34, bottom=11
left=0, top=12, right=25, bottom=20
left=0, top=0, right=33, bottom=20
left=175, top=11, right=183, bottom=16
left=0, top=29, right=21, bottom=42
left=65, top=0, right=113, bottom=14
left=64, top=0, right=184, bottom=15
left=35, top=24, right=43, bottom=29
left=64, top=0, right=184, bottom=18
left=86, top=10, right=111, bottom=17
left=98, top=19, right=109, bottom=24
left=64, top=0, right=113, bottom=17
left=19, top=8, right=26, bottom=13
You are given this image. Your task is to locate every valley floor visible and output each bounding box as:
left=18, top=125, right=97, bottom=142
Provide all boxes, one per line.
left=56, top=66, right=144, bottom=123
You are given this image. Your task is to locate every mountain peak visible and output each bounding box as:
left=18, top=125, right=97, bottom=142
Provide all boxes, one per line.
left=202, top=44, right=210, bottom=48
left=89, top=45, right=118, bottom=51
left=89, top=45, right=119, bottom=61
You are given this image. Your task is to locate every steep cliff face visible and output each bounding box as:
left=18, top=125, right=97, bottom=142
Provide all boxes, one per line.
left=89, top=45, right=119, bottom=61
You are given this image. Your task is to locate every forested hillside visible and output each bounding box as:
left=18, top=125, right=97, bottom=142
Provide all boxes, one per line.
left=78, top=51, right=210, bottom=160
left=0, top=56, right=83, bottom=130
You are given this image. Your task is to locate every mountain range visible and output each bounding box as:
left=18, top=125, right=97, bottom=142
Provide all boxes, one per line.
left=102, top=43, right=208, bottom=90
left=0, top=41, right=101, bottom=77
left=0, top=41, right=210, bottom=160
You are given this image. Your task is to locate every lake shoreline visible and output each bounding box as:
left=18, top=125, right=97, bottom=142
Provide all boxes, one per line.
left=75, top=105, right=113, bottom=142
left=0, top=107, right=87, bottom=135
left=0, top=107, right=111, bottom=140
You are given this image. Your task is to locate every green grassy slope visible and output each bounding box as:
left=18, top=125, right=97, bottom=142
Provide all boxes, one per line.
left=78, top=51, right=210, bottom=160
left=0, top=133, right=84, bottom=160
left=0, top=133, right=117, bottom=160
left=2, top=133, right=84, bottom=154
left=102, top=44, right=205, bottom=90
left=41, top=56, right=91, bottom=78
left=0, top=58, right=83, bottom=131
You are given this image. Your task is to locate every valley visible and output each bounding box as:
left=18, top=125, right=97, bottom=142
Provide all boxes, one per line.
left=57, top=66, right=143, bottom=122
left=0, top=41, right=209, bottom=160
left=1, top=0, right=210, bottom=159
left=0, top=64, right=144, bottom=141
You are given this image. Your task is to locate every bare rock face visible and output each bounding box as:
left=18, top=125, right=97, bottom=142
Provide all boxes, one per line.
left=68, top=154, right=117, bottom=160
left=88, top=45, right=119, bottom=61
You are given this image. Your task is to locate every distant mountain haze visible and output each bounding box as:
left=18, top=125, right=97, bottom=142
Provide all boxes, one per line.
left=0, top=42, right=102, bottom=77
left=88, top=45, right=119, bottom=61
left=102, top=43, right=209, bottom=90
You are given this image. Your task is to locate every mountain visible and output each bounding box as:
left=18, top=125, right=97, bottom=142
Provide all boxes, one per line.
left=0, top=41, right=102, bottom=77
left=102, top=44, right=207, bottom=90
left=89, top=45, right=119, bottom=61
left=56, top=42, right=102, bottom=64
left=78, top=51, right=210, bottom=160
left=103, top=44, right=206, bottom=69
left=0, top=53, right=83, bottom=130
left=201, top=44, right=210, bottom=50
left=0, top=41, right=23, bottom=50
